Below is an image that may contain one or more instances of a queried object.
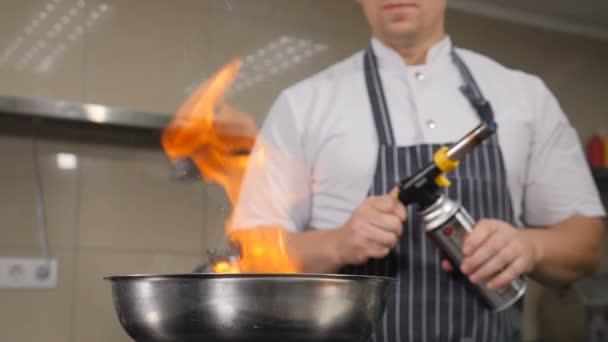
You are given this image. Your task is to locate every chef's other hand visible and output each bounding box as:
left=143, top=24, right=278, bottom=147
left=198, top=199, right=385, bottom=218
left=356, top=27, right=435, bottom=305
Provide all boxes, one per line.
left=335, top=192, right=407, bottom=266
left=450, top=219, right=539, bottom=290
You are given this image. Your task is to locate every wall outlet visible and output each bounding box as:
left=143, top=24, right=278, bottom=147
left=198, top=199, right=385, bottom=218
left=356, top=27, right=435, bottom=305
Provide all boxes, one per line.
left=0, top=258, right=58, bottom=289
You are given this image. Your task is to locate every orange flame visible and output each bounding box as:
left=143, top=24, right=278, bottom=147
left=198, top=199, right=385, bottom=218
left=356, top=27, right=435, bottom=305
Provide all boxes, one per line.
left=162, top=58, right=301, bottom=273
left=213, top=261, right=239, bottom=274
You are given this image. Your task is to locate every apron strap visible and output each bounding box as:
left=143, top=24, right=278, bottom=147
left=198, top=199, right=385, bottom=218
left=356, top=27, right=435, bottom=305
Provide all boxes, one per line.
left=364, top=48, right=396, bottom=146
left=451, top=50, right=495, bottom=123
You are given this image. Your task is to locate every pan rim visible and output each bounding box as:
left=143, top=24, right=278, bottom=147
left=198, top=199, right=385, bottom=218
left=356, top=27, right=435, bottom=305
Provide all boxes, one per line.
left=104, top=273, right=396, bottom=282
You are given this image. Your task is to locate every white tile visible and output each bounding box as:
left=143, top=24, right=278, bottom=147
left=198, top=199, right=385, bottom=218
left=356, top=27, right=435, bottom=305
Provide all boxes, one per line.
left=0, top=136, right=79, bottom=250
left=38, top=139, right=81, bottom=248
left=72, top=249, right=202, bottom=342
left=0, top=135, right=37, bottom=248
left=81, top=0, right=368, bottom=116
left=0, top=247, right=75, bottom=342
left=0, top=0, right=86, bottom=102
left=77, top=142, right=205, bottom=253
left=82, top=0, right=203, bottom=113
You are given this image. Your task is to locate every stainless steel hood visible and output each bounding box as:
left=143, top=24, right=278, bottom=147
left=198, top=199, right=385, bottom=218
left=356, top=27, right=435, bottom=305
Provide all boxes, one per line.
left=0, top=95, right=170, bottom=130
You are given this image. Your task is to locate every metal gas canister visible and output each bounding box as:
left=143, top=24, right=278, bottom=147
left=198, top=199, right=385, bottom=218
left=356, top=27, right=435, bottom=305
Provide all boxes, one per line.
left=421, top=194, right=527, bottom=311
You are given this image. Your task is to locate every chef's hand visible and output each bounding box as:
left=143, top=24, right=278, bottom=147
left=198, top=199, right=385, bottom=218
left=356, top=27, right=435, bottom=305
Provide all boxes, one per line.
left=334, top=190, right=407, bottom=265
left=441, top=219, right=539, bottom=290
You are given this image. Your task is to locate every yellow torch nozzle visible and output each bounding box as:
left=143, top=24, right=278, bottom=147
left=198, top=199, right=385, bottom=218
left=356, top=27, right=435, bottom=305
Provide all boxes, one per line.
left=434, top=146, right=460, bottom=172
left=433, top=146, right=460, bottom=188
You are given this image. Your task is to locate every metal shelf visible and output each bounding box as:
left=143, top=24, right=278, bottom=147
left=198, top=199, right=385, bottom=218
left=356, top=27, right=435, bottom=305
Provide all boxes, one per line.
left=0, top=95, right=170, bottom=130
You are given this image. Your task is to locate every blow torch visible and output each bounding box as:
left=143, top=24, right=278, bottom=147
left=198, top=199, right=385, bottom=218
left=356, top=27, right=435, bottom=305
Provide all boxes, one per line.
left=394, top=120, right=526, bottom=311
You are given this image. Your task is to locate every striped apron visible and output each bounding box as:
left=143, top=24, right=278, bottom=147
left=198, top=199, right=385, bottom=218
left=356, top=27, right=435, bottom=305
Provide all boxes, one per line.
left=342, top=47, right=523, bottom=342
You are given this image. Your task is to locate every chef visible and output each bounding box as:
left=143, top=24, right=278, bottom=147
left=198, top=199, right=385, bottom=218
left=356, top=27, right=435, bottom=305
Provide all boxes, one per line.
left=232, top=0, right=606, bottom=341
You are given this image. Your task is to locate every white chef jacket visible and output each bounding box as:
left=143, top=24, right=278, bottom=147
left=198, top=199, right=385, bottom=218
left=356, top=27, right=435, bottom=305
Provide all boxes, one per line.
left=232, top=36, right=606, bottom=232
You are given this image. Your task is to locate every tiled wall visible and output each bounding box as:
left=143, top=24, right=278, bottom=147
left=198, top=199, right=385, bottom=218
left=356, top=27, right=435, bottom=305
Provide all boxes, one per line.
left=0, top=132, right=232, bottom=341
left=1, top=1, right=607, bottom=138
left=0, top=1, right=607, bottom=341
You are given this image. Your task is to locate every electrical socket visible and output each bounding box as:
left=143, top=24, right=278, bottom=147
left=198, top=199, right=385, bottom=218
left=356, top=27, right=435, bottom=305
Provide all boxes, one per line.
left=0, top=258, right=58, bottom=289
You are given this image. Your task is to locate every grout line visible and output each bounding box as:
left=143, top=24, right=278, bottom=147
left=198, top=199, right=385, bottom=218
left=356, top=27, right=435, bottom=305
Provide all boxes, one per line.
left=67, top=140, right=83, bottom=342
left=80, top=0, right=89, bottom=105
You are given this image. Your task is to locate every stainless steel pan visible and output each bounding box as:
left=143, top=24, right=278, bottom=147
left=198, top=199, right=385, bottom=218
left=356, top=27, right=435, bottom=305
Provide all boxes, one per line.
left=105, top=273, right=393, bottom=342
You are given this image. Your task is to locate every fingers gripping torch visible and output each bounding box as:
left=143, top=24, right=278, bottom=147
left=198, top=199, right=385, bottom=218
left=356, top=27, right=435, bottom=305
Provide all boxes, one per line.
left=394, top=119, right=526, bottom=311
